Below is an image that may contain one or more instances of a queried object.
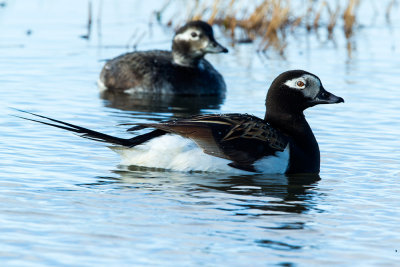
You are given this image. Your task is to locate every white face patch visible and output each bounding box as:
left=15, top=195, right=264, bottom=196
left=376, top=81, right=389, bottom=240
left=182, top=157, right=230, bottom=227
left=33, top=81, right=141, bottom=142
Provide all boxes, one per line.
left=174, top=28, right=210, bottom=57
left=284, top=74, right=321, bottom=99
left=174, top=28, right=202, bottom=42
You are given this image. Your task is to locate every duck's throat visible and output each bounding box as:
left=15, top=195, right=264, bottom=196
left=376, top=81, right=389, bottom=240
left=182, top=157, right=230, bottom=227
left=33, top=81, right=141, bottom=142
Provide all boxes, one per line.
left=172, top=52, right=201, bottom=68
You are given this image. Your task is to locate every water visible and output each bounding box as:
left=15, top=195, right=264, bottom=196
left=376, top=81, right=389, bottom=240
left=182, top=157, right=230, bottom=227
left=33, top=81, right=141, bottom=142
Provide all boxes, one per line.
left=1, top=0, right=400, bottom=266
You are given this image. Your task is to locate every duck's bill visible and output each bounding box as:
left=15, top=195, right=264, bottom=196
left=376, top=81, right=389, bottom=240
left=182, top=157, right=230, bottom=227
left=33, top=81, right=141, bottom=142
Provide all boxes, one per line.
left=204, top=40, right=228, bottom=53
left=311, top=88, right=344, bottom=105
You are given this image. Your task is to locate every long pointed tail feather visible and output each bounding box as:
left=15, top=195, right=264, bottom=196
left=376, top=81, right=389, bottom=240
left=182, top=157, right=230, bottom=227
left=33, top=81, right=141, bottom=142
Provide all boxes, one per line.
left=12, top=109, right=166, bottom=147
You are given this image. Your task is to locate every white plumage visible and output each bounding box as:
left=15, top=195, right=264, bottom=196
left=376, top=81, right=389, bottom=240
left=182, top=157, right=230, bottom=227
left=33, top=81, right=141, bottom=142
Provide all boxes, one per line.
left=111, top=134, right=289, bottom=174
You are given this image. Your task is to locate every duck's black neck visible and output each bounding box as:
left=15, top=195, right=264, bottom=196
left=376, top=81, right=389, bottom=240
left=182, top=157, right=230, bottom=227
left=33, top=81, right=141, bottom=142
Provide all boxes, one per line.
left=265, top=109, right=320, bottom=174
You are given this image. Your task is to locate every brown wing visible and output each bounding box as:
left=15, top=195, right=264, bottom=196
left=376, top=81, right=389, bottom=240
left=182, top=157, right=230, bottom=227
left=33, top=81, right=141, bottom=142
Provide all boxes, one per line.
left=140, top=115, right=231, bottom=160
left=134, top=114, right=289, bottom=166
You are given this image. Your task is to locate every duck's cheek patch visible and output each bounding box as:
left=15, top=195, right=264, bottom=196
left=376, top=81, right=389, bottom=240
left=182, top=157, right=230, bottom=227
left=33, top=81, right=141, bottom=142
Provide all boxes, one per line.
left=302, top=85, right=319, bottom=99
left=284, top=74, right=321, bottom=100
left=199, top=40, right=210, bottom=49
left=174, top=30, right=201, bottom=42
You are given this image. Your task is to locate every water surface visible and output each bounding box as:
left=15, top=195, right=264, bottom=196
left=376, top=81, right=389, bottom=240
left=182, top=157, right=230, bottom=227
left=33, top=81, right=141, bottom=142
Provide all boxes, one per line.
left=1, top=0, right=399, bottom=266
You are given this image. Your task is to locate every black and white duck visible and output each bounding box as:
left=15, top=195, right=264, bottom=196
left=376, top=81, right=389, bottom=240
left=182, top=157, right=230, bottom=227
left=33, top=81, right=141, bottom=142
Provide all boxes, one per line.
left=17, top=70, right=344, bottom=174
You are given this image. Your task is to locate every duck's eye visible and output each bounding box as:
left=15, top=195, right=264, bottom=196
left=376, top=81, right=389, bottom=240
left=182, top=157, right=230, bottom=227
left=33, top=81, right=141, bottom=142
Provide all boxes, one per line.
left=296, top=81, right=305, bottom=87
left=191, top=32, right=198, bottom=38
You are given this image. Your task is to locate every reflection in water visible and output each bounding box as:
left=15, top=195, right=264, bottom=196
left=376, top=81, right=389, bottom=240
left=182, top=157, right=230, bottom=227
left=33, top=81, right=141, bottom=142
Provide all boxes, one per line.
left=86, top=166, right=320, bottom=218
left=198, top=173, right=321, bottom=214
left=100, top=90, right=225, bottom=116
left=91, top=166, right=320, bottom=214
left=84, top=168, right=320, bottom=251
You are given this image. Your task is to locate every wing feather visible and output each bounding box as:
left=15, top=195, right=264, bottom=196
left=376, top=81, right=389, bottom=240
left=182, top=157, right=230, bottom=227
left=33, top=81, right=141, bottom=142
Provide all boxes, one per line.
left=129, top=114, right=289, bottom=167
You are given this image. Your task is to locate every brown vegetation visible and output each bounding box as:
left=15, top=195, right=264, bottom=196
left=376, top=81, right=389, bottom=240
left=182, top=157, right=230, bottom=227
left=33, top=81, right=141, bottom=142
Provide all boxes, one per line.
left=159, top=0, right=395, bottom=54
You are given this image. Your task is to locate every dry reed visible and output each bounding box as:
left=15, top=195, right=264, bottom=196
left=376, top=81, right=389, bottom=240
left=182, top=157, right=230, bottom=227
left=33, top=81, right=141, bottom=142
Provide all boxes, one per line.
left=343, top=0, right=360, bottom=38
left=158, top=0, right=394, bottom=54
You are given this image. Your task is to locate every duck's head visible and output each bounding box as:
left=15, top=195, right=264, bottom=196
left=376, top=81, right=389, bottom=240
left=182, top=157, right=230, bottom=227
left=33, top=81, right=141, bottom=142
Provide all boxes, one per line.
left=265, top=70, right=344, bottom=118
left=172, top=20, right=228, bottom=67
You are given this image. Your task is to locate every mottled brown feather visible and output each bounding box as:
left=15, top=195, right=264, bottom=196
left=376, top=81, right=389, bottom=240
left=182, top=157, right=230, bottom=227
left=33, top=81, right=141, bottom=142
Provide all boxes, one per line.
left=131, top=114, right=289, bottom=166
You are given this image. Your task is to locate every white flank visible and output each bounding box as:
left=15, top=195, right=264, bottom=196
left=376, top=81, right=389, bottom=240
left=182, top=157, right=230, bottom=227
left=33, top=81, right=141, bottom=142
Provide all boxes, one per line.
left=97, top=79, right=107, bottom=91
left=253, top=146, right=290, bottom=174
left=112, top=135, right=249, bottom=174
left=111, top=134, right=290, bottom=174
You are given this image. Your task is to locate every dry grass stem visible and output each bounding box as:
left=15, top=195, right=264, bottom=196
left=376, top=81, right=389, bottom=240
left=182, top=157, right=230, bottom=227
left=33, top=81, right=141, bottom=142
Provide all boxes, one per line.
left=159, top=0, right=392, bottom=53
left=343, top=0, right=360, bottom=38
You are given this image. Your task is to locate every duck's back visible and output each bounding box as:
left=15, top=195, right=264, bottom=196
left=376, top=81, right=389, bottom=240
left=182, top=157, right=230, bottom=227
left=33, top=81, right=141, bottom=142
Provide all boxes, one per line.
left=99, top=50, right=226, bottom=95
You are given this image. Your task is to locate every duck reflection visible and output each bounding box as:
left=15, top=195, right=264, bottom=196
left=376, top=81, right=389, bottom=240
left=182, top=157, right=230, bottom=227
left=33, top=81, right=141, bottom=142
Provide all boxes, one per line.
left=100, top=90, right=225, bottom=117
left=89, top=166, right=320, bottom=217
left=196, top=172, right=321, bottom=215
left=84, top=169, right=320, bottom=253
